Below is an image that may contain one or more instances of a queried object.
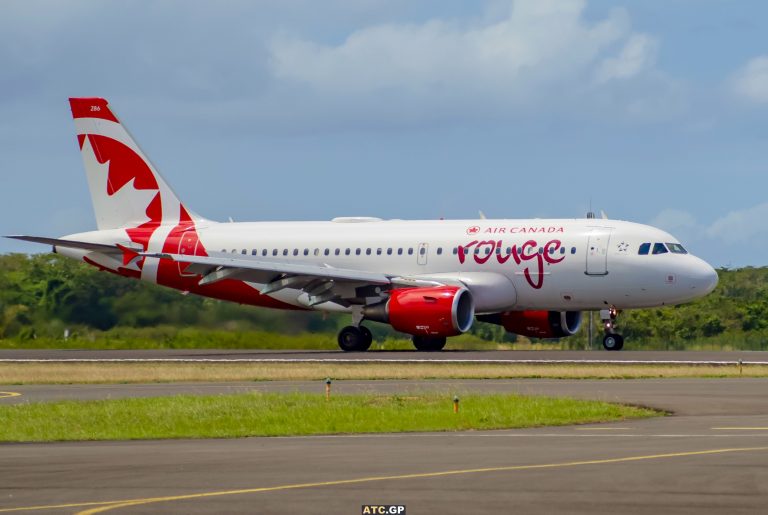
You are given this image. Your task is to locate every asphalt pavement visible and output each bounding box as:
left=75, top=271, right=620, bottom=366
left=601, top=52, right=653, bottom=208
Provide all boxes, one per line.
left=1, top=378, right=768, bottom=514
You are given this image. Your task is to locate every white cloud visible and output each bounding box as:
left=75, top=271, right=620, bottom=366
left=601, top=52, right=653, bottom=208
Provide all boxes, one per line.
left=650, top=208, right=699, bottom=234
left=706, top=202, right=768, bottom=243
left=595, top=34, right=658, bottom=83
left=731, top=55, right=768, bottom=104
left=268, top=0, right=679, bottom=122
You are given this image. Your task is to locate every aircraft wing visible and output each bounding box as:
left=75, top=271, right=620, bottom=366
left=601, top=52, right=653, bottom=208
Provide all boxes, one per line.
left=143, top=251, right=444, bottom=306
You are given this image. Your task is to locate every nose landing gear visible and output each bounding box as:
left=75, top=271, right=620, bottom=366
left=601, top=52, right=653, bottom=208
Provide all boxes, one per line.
left=600, top=307, right=624, bottom=351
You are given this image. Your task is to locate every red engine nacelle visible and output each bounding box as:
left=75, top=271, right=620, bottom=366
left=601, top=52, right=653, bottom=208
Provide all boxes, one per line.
left=479, top=310, right=582, bottom=338
left=363, top=286, right=475, bottom=337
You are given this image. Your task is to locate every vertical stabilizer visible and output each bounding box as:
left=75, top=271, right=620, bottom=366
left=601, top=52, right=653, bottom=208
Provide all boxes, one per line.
left=69, top=97, right=202, bottom=232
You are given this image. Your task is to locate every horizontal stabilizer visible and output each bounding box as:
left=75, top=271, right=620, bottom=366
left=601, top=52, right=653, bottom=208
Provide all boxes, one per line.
left=5, top=235, right=141, bottom=254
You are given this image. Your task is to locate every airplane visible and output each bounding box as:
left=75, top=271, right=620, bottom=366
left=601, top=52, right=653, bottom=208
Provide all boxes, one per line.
left=7, top=98, right=719, bottom=352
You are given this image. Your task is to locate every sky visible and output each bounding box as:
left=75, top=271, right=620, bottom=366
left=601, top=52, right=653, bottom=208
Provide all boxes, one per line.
left=0, top=0, right=766, bottom=268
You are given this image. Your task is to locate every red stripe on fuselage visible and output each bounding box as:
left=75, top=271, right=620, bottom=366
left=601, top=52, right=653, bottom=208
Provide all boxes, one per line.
left=155, top=206, right=302, bottom=311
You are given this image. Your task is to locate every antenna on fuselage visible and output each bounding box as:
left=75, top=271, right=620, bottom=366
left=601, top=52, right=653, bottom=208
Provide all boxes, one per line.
left=586, top=198, right=595, bottom=219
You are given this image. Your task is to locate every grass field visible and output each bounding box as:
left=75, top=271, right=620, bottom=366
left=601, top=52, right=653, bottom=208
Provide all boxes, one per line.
left=0, top=392, right=657, bottom=442
left=1, top=362, right=766, bottom=384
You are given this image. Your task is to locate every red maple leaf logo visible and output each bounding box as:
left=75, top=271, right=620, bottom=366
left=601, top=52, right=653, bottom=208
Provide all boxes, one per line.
left=467, top=226, right=481, bottom=235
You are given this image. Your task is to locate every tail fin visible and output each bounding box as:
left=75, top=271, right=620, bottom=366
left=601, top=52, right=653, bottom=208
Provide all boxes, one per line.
left=69, top=97, right=203, bottom=231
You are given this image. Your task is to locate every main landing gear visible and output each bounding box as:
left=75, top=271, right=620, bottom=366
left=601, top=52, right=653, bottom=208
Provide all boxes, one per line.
left=600, top=306, right=624, bottom=351
left=337, top=325, right=373, bottom=352
left=337, top=308, right=373, bottom=352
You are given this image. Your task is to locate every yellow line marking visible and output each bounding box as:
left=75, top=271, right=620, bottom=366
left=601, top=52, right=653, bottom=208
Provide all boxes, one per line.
left=712, top=427, right=768, bottom=430
left=0, top=391, right=21, bottom=399
left=574, top=427, right=631, bottom=431
left=0, top=501, right=127, bottom=513
left=4, top=447, right=760, bottom=515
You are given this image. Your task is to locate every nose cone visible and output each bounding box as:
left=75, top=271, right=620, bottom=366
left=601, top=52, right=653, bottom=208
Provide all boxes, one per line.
left=688, top=256, right=719, bottom=297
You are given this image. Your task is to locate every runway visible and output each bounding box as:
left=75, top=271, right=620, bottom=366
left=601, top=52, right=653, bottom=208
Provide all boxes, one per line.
left=2, top=378, right=768, bottom=514
left=3, top=348, right=768, bottom=363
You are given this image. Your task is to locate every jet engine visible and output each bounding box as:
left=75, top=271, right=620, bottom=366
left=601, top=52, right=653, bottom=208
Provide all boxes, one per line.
left=478, top=310, right=582, bottom=338
left=364, top=286, right=474, bottom=337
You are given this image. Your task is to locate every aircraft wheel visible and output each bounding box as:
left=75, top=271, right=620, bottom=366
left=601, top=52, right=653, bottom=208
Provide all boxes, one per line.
left=602, top=334, right=624, bottom=351
left=359, top=326, right=373, bottom=348
left=338, top=326, right=371, bottom=352
left=412, top=335, right=447, bottom=352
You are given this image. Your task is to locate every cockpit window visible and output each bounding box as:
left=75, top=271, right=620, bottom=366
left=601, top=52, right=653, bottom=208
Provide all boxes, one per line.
left=667, top=243, right=688, bottom=254
left=638, top=243, right=651, bottom=255
left=652, top=242, right=668, bottom=255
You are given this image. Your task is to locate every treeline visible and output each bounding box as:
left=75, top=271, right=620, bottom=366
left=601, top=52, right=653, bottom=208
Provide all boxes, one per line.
left=0, top=253, right=766, bottom=349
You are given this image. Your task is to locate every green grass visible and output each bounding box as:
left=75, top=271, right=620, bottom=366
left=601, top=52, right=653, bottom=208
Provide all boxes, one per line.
left=0, top=392, right=656, bottom=442
left=0, top=328, right=506, bottom=351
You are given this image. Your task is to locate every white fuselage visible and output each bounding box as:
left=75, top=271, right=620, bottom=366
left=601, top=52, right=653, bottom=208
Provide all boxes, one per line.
left=61, top=217, right=718, bottom=314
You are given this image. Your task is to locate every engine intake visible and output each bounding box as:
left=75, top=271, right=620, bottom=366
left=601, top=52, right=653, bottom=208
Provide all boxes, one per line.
left=364, top=286, right=474, bottom=337
left=478, top=310, right=582, bottom=338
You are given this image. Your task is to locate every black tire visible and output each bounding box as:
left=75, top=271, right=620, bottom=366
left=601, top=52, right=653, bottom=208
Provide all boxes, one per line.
left=338, top=326, right=371, bottom=352
left=412, top=335, right=447, bottom=352
left=603, top=334, right=624, bottom=351
left=359, top=326, right=373, bottom=347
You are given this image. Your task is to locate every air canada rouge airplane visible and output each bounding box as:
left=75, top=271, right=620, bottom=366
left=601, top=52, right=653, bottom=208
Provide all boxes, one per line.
left=8, top=98, right=719, bottom=351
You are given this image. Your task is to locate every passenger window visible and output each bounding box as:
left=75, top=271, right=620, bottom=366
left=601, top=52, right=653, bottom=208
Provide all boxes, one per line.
left=667, top=243, right=688, bottom=254
left=538, top=247, right=543, bottom=254
left=398, top=248, right=403, bottom=255
left=262, top=249, right=268, bottom=257
left=241, top=249, right=247, bottom=255
left=452, top=247, right=458, bottom=255
left=560, top=247, right=565, bottom=255
left=408, top=248, right=414, bottom=255
left=420, top=247, right=426, bottom=255
left=387, top=248, right=393, bottom=255
left=293, top=249, right=299, bottom=256
left=282, top=249, right=288, bottom=256
left=474, top=248, right=480, bottom=255
left=365, top=248, right=371, bottom=255
left=345, top=248, right=351, bottom=255
left=314, top=248, right=320, bottom=256
left=652, top=243, right=668, bottom=255
left=231, top=249, right=236, bottom=254
left=324, top=249, right=330, bottom=256
left=272, top=249, right=278, bottom=256
left=221, top=249, right=226, bottom=253
left=638, top=243, right=651, bottom=255
left=571, top=247, right=576, bottom=254
left=335, top=249, right=340, bottom=256
left=356, top=248, right=361, bottom=255
left=303, top=249, right=309, bottom=256
left=376, top=248, right=382, bottom=255
left=251, top=249, right=257, bottom=256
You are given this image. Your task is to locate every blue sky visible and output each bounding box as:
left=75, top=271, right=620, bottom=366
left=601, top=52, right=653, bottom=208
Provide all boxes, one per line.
left=0, top=0, right=766, bottom=267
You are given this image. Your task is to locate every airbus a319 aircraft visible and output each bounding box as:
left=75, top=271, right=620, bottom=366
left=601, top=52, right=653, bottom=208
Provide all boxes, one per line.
left=8, top=98, right=719, bottom=351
